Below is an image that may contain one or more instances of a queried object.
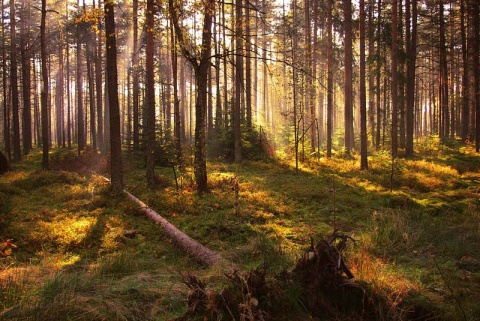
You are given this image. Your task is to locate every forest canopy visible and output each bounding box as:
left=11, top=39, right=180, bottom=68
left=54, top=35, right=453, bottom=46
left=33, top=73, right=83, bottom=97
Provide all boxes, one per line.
left=0, top=0, right=479, bottom=179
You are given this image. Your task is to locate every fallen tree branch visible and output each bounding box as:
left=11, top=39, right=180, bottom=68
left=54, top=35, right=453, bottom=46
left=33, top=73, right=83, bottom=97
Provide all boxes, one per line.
left=124, top=190, right=223, bottom=267
left=92, top=172, right=227, bottom=267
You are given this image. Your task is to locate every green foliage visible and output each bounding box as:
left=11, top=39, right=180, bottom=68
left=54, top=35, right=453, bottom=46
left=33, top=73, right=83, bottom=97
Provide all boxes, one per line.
left=208, top=125, right=273, bottom=161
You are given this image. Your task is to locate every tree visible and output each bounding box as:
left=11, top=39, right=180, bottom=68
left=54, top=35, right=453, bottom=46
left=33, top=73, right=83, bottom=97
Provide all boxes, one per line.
left=132, top=0, right=140, bottom=151
left=326, top=0, right=333, bottom=158
left=234, top=0, right=243, bottom=162
left=77, top=5, right=85, bottom=155
left=1, top=0, right=10, bottom=160
left=145, top=0, right=156, bottom=186
left=343, top=0, right=354, bottom=153
left=105, top=0, right=124, bottom=192
left=41, top=0, right=49, bottom=170
left=11, top=0, right=21, bottom=162
left=460, top=0, right=469, bottom=142
left=359, top=0, right=368, bottom=170
left=391, top=0, right=398, bottom=158
left=20, top=0, right=32, bottom=155
left=405, top=0, right=417, bottom=157
left=439, top=0, right=449, bottom=141
left=474, top=0, right=480, bottom=152
left=169, top=0, right=215, bottom=192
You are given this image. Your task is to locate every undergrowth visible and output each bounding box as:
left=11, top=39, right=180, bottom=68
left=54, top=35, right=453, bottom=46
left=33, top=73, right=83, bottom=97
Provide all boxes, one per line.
left=0, top=145, right=479, bottom=320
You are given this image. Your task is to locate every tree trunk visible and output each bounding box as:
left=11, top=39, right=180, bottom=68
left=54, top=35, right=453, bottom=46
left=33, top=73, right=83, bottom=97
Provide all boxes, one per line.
left=41, top=0, right=49, bottom=170
left=2, top=0, right=10, bottom=160
left=234, top=0, right=243, bottom=162
left=344, top=0, right=354, bottom=153
left=77, top=12, right=85, bottom=155
left=171, top=24, right=182, bottom=162
left=368, top=0, right=375, bottom=148
left=245, top=0, right=252, bottom=130
left=169, top=0, right=214, bottom=192
left=124, top=190, right=222, bottom=266
left=360, top=0, right=368, bottom=170
left=11, top=0, right=21, bottom=162
left=460, top=0, right=469, bottom=141
left=326, top=0, right=333, bottom=158
left=439, top=1, right=449, bottom=141
left=105, top=0, right=124, bottom=192
left=86, top=28, right=96, bottom=151
left=145, top=0, right=156, bottom=186
left=474, top=0, right=480, bottom=152
left=375, top=0, right=382, bottom=150
left=391, top=0, right=398, bottom=157
left=95, top=0, right=104, bottom=152
left=20, top=0, right=32, bottom=155
left=405, top=0, right=417, bottom=157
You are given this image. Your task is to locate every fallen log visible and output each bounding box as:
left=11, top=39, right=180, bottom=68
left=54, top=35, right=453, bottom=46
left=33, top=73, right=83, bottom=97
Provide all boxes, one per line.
left=92, top=172, right=226, bottom=268
left=124, top=190, right=223, bottom=267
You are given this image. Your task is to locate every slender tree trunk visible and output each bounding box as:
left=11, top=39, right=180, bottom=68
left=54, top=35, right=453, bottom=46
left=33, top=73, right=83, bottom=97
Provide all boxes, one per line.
left=439, top=1, right=449, bottom=141
left=391, top=0, right=398, bottom=157
left=169, top=0, right=214, bottom=192
left=368, top=0, right=375, bottom=147
left=245, top=0, right=252, bottom=129
left=398, top=0, right=405, bottom=150
left=105, top=0, right=123, bottom=192
left=11, top=0, right=21, bottom=162
left=234, top=0, right=243, bottom=162
left=94, top=0, right=104, bottom=152
left=55, top=50, right=65, bottom=149
left=360, top=0, right=368, bottom=170
left=86, top=42, right=96, bottom=151
left=460, top=0, right=469, bottom=141
left=20, top=0, right=32, bottom=155
left=474, top=0, right=480, bottom=152
left=77, top=10, right=85, bottom=154
left=131, top=0, right=139, bottom=151
left=344, top=0, right=354, bottom=153
left=405, top=0, right=417, bottom=157
left=305, top=0, right=315, bottom=151
left=326, top=0, right=333, bottom=158
left=171, top=23, right=182, bottom=162
left=375, top=0, right=382, bottom=150
left=145, top=0, right=156, bottom=186
left=2, top=0, right=10, bottom=160
left=41, top=0, right=49, bottom=169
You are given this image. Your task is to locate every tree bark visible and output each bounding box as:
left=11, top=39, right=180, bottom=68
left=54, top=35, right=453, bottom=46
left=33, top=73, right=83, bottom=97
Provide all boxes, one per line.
left=360, top=0, right=368, bottom=170
left=474, top=0, right=480, bottom=152
left=234, top=0, right=243, bottom=162
left=344, top=0, right=354, bottom=153
left=20, top=0, right=32, bottom=155
left=439, top=0, right=449, bottom=141
left=95, top=0, right=104, bottom=152
left=1, top=0, right=10, bottom=160
left=460, top=0, right=469, bottom=141
left=145, top=0, right=156, bottom=186
left=77, top=9, right=85, bottom=155
left=391, top=0, right=398, bottom=157
left=105, top=0, right=124, bottom=192
left=41, top=0, right=49, bottom=170
left=124, top=190, right=222, bottom=266
left=11, top=0, right=21, bottom=162
left=169, top=0, right=214, bottom=192
left=326, top=0, right=333, bottom=158
left=405, top=0, right=417, bottom=157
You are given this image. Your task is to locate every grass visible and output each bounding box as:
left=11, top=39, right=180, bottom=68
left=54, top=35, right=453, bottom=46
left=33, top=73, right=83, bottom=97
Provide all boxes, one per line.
left=0, top=145, right=479, bottom=320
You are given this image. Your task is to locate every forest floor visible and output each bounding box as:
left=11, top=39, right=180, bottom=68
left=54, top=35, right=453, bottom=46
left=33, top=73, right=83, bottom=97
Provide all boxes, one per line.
left=1, top=140, right=480, bottom=320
